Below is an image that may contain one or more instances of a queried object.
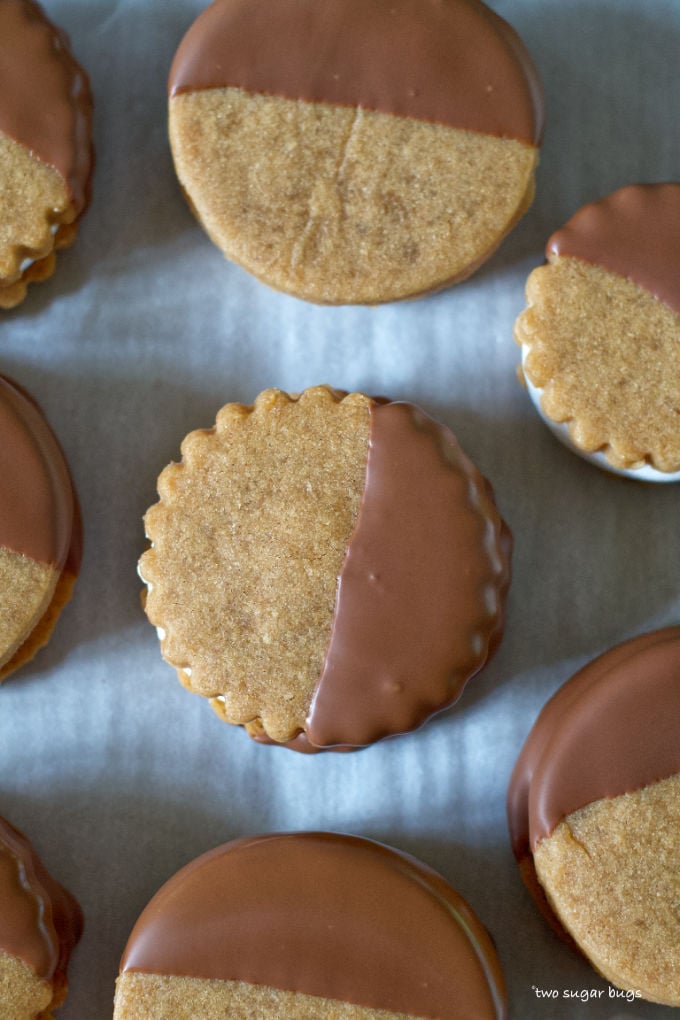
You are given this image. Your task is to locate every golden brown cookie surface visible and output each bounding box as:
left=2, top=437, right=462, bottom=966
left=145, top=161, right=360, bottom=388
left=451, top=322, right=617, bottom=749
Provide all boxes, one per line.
left=140, top=387, right=511, bottom=750
left=515, top=184, right=680, bottom=478
left=534, top=774, right=680, bottom=1007
left=0, top=0, right=93, bottom=308
left=0, top=375, right=81, bottom=682
left=508, top=628, right=680, bottom=1005
left=114, top=832, right=507, bottom=1019
left=0, top=816, right=82, bottom=1020
left=168, top=0, right=543, bottom=304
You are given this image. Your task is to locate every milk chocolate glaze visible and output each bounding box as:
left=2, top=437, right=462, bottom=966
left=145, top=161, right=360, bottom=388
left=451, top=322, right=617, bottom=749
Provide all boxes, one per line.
left=0, top=0, right=93, bottom=213
left=121, top=832, right=506, bottom=1019
left=169, top=0, right=543, bottom=145
left=0, top=816, right=83, bottom=983
left=305, top=400, right=511, bottom=748
left=0, top=375, right=77, bottom=572
left=548, top=184, right=680, bottom=317
left=508, top=628, right=680, bottom=857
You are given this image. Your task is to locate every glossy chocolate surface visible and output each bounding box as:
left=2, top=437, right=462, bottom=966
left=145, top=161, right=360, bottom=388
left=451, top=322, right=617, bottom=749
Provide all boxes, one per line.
left=306, top=401, right=511, bottom=748
left=0, top=0, right=93, bottom=212
left=548, top=184, right=680, bottom=317
left=169, top=0, right=543, bottom=145
left=0, top=816, right=82, bottom=982
left=121, top=832, right=506, bottom=1019
left=508, top=628, right=680, bottom=856
left=0, top=375, right=76, bottom=570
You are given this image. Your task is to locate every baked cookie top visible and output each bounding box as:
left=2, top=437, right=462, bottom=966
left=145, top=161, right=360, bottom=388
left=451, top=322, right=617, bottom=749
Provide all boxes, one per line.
left=140, top=387, right=511, bottom=749
left=118, top=832, right=506, bottom=1019
left=0, top=0, right=93, bottom=215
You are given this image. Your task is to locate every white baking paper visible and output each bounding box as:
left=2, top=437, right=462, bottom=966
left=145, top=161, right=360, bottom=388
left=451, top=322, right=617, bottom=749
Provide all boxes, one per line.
left=1, top=1, right=678, bottom=1017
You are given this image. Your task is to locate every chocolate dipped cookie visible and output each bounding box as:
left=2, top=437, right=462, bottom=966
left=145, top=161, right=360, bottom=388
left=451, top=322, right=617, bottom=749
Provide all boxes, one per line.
left=0, top=816, right=82, bottom=1019
left=515, top=183, right=680, bottom=480
left=139, top=386, right=511, bottom=751
left=0, top=0, right=93, bottom=309
left=508, top=628, right=680, bottom=1006
left=114, top=832, right=507, bottom=1019
left=0, top=375, right=81, bottom=682
left=168, top=0, right=543, bottom=304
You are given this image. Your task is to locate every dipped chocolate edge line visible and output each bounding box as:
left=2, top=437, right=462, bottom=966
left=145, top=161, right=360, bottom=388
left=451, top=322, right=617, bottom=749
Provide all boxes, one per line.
left=299, top=398, right=510, bottom=750
left=119, top=832, right=506, bottom=1019
left=507, top=627, right=680, bottom=858
left=168, top=0, right=543, bottom=145
left=546, top=183, right=680, bottom=318
left=0, top=375, right=78, bottom=573
left=0, top=0, right=94, bottom=215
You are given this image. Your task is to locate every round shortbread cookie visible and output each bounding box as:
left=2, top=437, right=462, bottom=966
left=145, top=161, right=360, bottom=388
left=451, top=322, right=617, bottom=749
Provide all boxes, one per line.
left=0, top=375, right=82, bottom=683
left=140, top=386, right=511, bottom=751
left=167, top=0, right=543, bottom=304
left=0, top=815, right=82, bottom=1020
left=507, top=628, right=680, bottom=1006
left=515, top=183, right=680, bottom=480
left=114, top=832, right=507, bottom=1019
left=0, top=0, right=93, bottom=309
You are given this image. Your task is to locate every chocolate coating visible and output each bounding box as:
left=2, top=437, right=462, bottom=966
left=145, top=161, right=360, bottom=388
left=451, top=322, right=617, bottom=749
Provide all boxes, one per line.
left=306, top=401, right=511, bottom=748
left=548, top=184, right=680, bottom=318
left=0, top=0, right=93, bottom=213
left=121, top=832, right=506, bottom=1019
left=169, top=0, right=543, bottom=145
left=0, top=816, right=82, bottom=983
left=508, top=628, right=680, bottom=858
left=0, top=375, right=76, bottom=571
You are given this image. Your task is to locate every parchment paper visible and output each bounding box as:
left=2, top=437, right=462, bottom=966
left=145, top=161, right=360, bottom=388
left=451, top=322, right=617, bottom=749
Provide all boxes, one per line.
left=1, top=1, right=678, bottom=1016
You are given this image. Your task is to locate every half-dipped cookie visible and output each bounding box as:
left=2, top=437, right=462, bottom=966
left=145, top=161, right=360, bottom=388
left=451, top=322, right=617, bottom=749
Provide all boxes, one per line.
left=114, top=831, right=507, bottom=1019
left=0, top=815, right=82, bottom=1019
left=0, top=375, right=82, bottom=682
left=139, top=386, right=511, bottom=751
left=515, top=184, right=680, bottom=480
left=0, top=0, right=93, bottom=309
left=168, top=0, right=543, bottom=304
left=508, top=628, right=680, bottom=1006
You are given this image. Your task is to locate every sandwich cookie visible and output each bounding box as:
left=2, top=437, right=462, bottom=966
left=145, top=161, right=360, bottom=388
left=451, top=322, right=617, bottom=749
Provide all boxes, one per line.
left=114, top=832, right=507, bottom=1019
left=0, top=375, right=82, bottom=682
left=516, top=184, right=680, bottom=480
left=139, top=387, right=511, bottom=751
left=0, top=0, right=93, bottom=309
left=508, top=628, right=680, bottom=1006
left=168, top=0, right=543, bottom=304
